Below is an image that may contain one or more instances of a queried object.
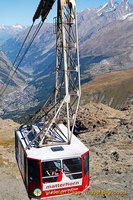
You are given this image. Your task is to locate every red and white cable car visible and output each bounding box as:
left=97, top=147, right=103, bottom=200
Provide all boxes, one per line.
left=15, top=123, right=89, bottom=199
left=15, top=0, right=89, bottom=199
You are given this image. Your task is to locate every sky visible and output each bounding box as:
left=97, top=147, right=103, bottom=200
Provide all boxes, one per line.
left=0, top=0, right=133, bottom=26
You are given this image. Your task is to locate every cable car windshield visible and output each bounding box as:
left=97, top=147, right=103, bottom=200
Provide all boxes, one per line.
left=42, top=160, right=61, bottom=183
left=83, top=153, right=89, bottom=177
left=63, top=157, right=82, bottom=180
left=42, top=157, right=82, bottom=184
left=28, top=159, right=41, bottom=184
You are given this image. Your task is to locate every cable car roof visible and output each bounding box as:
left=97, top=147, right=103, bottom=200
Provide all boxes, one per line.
left=16, top=124, right=88, bottom=161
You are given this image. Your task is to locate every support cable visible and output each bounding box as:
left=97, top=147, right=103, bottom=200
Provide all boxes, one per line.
left=0, top=23, right=34, bottom=96
left=0, top=21, right=43, bottom=99
left=0, top=0, right=57, bottom=99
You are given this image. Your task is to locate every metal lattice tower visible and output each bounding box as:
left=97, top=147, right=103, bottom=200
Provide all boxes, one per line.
left=22, top=0, right=81, bottom=149
left=55, top=0, right=81, bottom=143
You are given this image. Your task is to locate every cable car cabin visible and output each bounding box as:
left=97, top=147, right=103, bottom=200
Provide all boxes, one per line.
left=15, top=123, right=89, bottom=199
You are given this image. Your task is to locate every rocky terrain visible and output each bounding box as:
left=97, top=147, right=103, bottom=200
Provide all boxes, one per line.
left=0, top=102, right=133, bottom=200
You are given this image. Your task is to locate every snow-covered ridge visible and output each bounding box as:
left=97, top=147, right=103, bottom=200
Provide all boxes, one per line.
left=97, top=3, right=108, bottom=13
left=95, top=0, right=133, bottom=21
left=12, top=24, right=24, bottom=29
left=97, top=0, right=117, bottom=13
left=0, top=24, right=28, bottom=45
left=110, top=0, right=115, bottom=7
left=0, top=24, right=27, bottom=30
left=0, top=25, right=6, bottom=30
left=77, top=0, right=133, bottom=20
left=121, top=12, right=133, bottom=20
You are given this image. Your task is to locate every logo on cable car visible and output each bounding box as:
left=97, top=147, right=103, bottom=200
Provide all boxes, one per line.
left=34, top=188, right=42, bottom=197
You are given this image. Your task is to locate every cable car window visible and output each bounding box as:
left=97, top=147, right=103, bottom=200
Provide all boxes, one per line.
left=28, top=159, right=41, bottom=184
left=83, top=153, right=89, bottom=177
left=19, top=144, right=24, bottom=170
left=24, top=154, right=26, bottom=181
left=63, top=157, right=82, bottom=180
left=15, top=131, right=18, bottom=163
left=42, top=160, right=61, bottom=184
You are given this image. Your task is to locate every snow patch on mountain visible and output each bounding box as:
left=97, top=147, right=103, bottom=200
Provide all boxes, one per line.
left=125, top=1, right=129, bottom=10
left=12, top=24, right=24, bottom=29
left=0, top=24, right=27, bottom=31
left=97, top=3, right=108, bottom=13
left=0, top=25, right=6, bottom=30
left=0, top=24, right=28, bottom=45
left=97, top=0, right=118, bottom=16
left=121, top=12, right=133, bottom=20
left=110, top=0, right=115, bottom=7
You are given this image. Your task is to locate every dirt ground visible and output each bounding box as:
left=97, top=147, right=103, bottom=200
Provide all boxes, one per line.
left=0, top=103, right=133, bottom=200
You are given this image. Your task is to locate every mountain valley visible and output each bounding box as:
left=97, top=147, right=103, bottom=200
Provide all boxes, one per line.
left=1, top=0, right=133, bottom=121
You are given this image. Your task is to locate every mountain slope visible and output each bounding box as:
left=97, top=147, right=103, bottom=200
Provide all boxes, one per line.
left=1, top=23, right=56, bottom=74
left=81, top=68, right=133, bottom=108
left=0, top=50, right=27, bottom=94
left=0, top=24, right=27, bottom=45
left=0, top=50, right=32, bottom=119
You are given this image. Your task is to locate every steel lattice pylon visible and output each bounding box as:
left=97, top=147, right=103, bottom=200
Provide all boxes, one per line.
left=22, top=0, right=81, bottom=149
left=55, top=0, right=81, bottom=143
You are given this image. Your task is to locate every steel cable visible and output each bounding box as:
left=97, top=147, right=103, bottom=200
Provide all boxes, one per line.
left=0, top=21, right=43, bottom=99
left=0, top=23, right=34, bottom=95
